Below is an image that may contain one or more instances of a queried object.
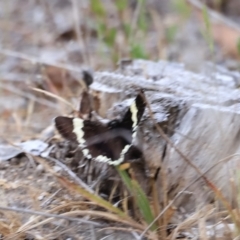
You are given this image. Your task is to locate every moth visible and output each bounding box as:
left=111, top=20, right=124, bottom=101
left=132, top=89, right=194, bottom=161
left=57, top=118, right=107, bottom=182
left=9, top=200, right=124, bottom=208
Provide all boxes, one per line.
left=55, top=91, right=145, bottom=166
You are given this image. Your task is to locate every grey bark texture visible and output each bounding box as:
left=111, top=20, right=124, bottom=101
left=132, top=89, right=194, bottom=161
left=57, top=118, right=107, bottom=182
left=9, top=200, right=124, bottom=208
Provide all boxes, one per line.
left=90, top=59, right=240, bottom=213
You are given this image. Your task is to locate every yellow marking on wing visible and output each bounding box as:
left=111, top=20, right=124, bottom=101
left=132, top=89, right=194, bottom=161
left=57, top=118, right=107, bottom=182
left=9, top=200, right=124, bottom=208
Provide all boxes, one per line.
left=130, top=101, right=138, bottom=128
left=73, top=118, right=85, bottom=146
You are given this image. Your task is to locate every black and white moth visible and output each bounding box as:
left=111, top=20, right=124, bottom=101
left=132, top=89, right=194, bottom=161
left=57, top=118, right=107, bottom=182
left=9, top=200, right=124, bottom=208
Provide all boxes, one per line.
left=55, top=92, right=145, bottom=166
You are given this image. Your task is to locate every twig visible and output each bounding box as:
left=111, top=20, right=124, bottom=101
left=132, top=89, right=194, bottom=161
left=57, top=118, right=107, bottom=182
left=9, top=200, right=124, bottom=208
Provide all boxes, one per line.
left=31, top=87, right=75, bottom=110
left=0, top=205, right=101, bottom=226
left=71, top=0, right=90, bottom=65
left=0, top=48, right=83, bottom=73
left=187, top=0, right=240, bottom=31
left=1, top=83, right=58, bottom=109
left=129, top=0, right=143, bottom=44
left=40, top=188, right=62, bottom=207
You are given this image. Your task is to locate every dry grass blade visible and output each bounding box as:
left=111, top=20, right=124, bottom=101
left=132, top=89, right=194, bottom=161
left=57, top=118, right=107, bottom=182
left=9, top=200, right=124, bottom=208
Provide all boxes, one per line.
left=98, top=226, right=143, bottom=234
left=1, top=83, right=57, bottom=109
left=17, top=209, right=141, bottom=235
left=198, top=217, right=207, bottom=240
left=187, top=0, right=240, bottom=30
left=35, top=155, right=94, bottom=194
left=0, top=211, right=21, bottom=237
left=31, top=87, right=75, bottom=111
left=0, top=205, right=101, bottom=238
left=0, top=48, right=83, bottom=73
left=15, top=202, right=97, bottom=233
left=33, top=157, right=149, bottom=235
left=70, top=0, right=89, bottom=64
left=170, top=205, right=214, bottom=239
left=140, top=154, right=240, bottom=238
left=56, top=175, right=146, bottom=231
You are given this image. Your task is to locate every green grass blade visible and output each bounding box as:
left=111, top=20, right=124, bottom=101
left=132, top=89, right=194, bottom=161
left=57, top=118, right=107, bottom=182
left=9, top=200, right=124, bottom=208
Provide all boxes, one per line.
left=117, top=167, right=157, bottom=231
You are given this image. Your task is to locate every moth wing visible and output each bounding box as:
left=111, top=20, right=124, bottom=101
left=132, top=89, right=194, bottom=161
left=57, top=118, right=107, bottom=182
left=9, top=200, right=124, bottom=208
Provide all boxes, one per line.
left=55, top=116, right=112, bottom=158
left=55, top=116, right=77, bottom=142
left=120, top=92, right=146, bottom=130
left=55, top=116, right=104, bottom=141
left=80, top=120, right=115, bottom=159
left=80, top=119, right=106, bottom=142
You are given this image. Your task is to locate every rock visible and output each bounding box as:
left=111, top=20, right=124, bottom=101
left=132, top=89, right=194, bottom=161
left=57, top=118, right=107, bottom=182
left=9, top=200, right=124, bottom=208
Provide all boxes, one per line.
left=91, top=59, right=240, bottom=212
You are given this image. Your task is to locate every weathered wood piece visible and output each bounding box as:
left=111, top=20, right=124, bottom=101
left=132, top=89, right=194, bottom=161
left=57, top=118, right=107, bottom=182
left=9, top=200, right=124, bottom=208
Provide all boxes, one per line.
left=91, top=59, right=240, bottom=212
